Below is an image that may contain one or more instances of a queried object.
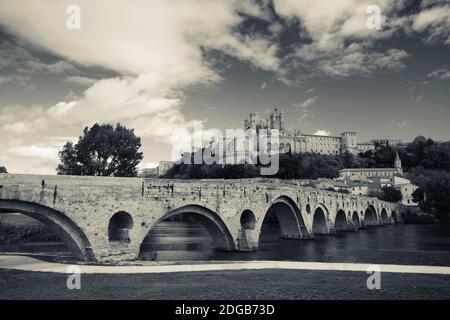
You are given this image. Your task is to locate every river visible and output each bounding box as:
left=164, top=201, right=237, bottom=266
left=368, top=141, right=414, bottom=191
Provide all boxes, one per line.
left=2, top=221, right=450, bottom=266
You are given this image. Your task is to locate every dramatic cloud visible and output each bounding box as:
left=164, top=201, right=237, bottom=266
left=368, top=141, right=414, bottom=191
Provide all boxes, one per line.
left=0, top=0, right=279, bottom=173
left=269, top=1, right=450, bottom=84
left=428, top=68, right=450, bottom=80
left=412, top=4, right=450, bottom=45
left=0, top=0, right=449, bottom=174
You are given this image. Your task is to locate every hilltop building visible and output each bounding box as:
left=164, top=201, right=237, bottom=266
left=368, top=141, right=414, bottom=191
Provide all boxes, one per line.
left=339, top=151, right=403, bottom=182
left=241, top=108, right=395, bottom=156
left=244, top=108, right=361, bottom=156
left=336, top=151, right=418, bottom=206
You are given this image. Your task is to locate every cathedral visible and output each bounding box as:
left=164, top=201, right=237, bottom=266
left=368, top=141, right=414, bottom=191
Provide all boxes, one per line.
left=244, top=108, right=372, bottom=156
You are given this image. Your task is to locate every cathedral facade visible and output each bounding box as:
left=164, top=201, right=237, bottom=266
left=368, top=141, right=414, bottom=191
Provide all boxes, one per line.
left=244, top=108, right=369, bottom=156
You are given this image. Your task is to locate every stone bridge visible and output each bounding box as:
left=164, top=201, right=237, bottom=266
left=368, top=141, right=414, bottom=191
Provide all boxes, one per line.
left=0, top=174, right=404, bottom=262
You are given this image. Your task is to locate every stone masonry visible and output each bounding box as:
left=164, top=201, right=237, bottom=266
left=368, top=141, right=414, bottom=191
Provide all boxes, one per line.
left=0, top=174, right=403, bottom=262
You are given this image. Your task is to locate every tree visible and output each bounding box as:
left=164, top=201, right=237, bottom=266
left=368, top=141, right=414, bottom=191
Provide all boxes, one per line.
left=0, top=166, right=7, bottom=173
left=379, top=186, right=402, bottom=202
left=411, top=170, right=450, bottom=221
left=57, top=123, right=143, bottom=177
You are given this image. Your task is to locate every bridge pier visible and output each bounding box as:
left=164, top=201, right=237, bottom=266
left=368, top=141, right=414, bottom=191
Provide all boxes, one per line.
left=236, top=230, right=258, bottom=251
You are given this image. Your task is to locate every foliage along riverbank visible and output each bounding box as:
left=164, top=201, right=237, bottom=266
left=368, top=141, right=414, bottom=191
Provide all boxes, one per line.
left=0, top=223, right=59, bottom=245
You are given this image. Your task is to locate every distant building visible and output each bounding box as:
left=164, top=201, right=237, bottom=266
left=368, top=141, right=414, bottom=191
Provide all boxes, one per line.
left=371, top=139, right=403, bottom=148
left=316, top=179, right=370, bottom=196
left=244, top=108, right=359, bottom=156
left=140, top=167, right=158, bottom=178
left=394, top=176, right=419, bottom=206
left=357, top=142, right=376, bottom=153
left=339, top=151, right=403, bottom=182
left=140, top=161, right=174, bottom=178
left=182, top=107, right=404, bottom=165
left=157, top=161, right=174, bottom=176
left=337, top=152, right=418, bottom=206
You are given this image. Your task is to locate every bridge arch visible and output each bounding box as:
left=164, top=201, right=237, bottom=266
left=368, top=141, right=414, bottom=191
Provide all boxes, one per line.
left=108, top=211, right=133, bottom=244
left=380, top=208, right=389, bottom=225
left=364, top=205, right=378, bottom=226
left=312, top=205, right=328, bottom=235
left=335, top=209, right=348, bottom=232
left=351, top=211, right=360, bottom=230
left=138, top=204, right=235, bottom=254
left=391, top=210, right=399, bottom=224
left=240, top=209, right=256, bottom=230
left=0, top=199, right=94, bottom=261
left=259, top=196, right=309, bottom=240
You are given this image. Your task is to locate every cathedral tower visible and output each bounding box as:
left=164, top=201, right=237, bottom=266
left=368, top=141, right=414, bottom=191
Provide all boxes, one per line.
left=395, top=151, right=403, bottom=175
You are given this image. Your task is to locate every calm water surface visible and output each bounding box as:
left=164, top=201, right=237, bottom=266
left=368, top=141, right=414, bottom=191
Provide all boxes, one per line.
left=2, top=222, right=450, bottom=266
left=139, top=222, right=450, bottom=266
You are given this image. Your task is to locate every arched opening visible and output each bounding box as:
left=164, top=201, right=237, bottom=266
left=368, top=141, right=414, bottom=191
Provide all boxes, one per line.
left=352, top=211, right=360, bottom=230
left=391, top=211, right=399, bottom=224
left=334, top=209, right=348, bottom=232
left=364, top=205, right=378, bottom=226
left=313, top=207, right=328, bottom=235
left=0, top=200, right=94, bottom=261
left=285, top=143, right=291, bottom=153
left=240, top=210, right=256, bottom=230
left=306, top=204, right=311, bottom=214
left=108, top=211, right=133, bottom=243
left=138, top=205, right=234, bottom=261
left=259, top=196, right=309, bottom=247
left=380, top=208, right=389, bottom=225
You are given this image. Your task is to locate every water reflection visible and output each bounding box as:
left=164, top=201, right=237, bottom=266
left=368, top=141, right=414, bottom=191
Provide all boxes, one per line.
left=139, top=221, right=450, bottom=266
left=2, top=221, right=450, bottom=266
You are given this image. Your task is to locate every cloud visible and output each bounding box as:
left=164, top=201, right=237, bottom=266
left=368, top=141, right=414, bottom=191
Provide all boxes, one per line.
left=428, top=68, right=450, bottom=80
left=411, top=4, right=450, bottom=45
left=140, top=162, right=160, bottom=170
left=0, top=40, right=78, bottom=87
left=63, top=76, right=98, bottom=86
left=270, top=0, right=450, bottom=84
left=0, top=0, right=281, bottom=173
left=1, top=0, right=449, bottom=174
left=391, top=120, right=411, bottom=129
left=300, top=96, right=319, bottom=109
left=314, top=130, right=331, bottom=136
left=410, top=94, right=424, bottom=104
left=9, top=145, right=60, bottom=159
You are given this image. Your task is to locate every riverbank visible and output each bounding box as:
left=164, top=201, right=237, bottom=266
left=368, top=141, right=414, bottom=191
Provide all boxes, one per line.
left=1, top=267, right=449, bottom=299
left=0, top=215, right=59, bottom=245
left=2, top=255, right=450, bottom=274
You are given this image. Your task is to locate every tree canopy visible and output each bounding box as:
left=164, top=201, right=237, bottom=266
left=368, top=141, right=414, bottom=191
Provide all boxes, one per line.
left=370, top=186, right=403, bottom=203
left=0, top=166, right=7, bottom=174
left=57, top=123, right=143, bottom=177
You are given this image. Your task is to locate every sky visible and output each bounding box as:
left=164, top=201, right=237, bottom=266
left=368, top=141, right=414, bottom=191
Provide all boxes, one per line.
left=0, top=0, right=449, bottom=174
